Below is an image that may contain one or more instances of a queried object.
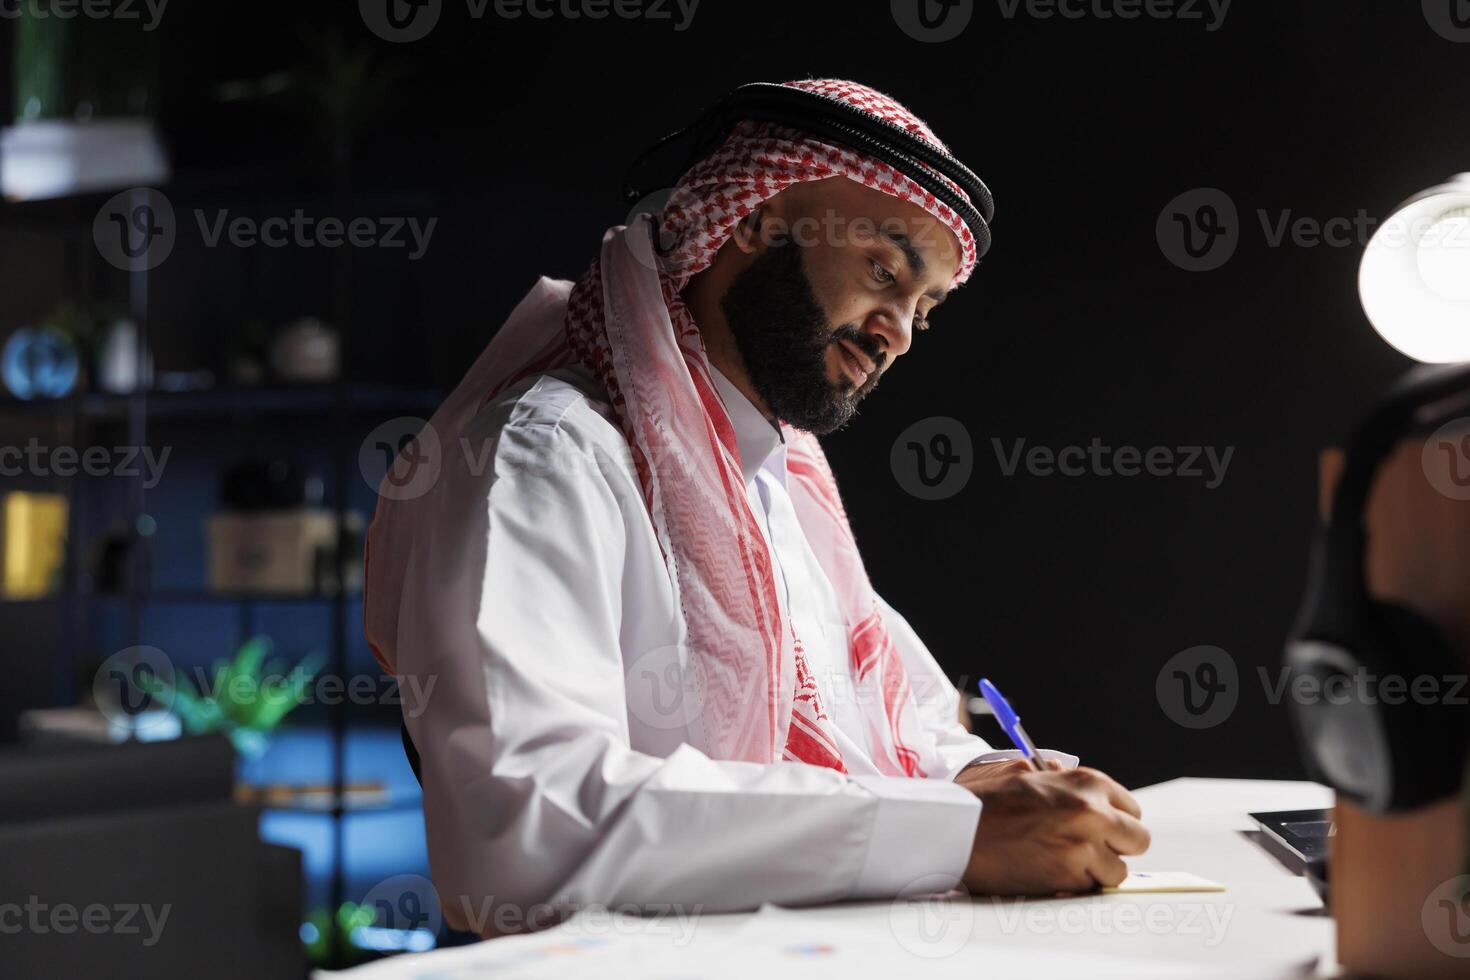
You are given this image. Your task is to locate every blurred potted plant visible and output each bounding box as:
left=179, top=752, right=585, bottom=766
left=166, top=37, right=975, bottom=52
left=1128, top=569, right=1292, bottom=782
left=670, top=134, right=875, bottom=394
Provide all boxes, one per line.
left=137, top=635, right=325, bottom=758
left=5, top=4, right=168, bottom=198
left=43, top=302, right=104, bottom=392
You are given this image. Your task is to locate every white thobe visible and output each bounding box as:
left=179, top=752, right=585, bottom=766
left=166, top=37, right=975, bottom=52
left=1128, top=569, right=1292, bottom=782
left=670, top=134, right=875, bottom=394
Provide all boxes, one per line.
left=391, top=358, right=1073, bottom=933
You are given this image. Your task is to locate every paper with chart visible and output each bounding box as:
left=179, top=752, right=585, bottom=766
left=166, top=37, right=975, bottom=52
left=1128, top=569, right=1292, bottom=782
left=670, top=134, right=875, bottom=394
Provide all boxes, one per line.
left=313, top=901, right=1260, bottom=979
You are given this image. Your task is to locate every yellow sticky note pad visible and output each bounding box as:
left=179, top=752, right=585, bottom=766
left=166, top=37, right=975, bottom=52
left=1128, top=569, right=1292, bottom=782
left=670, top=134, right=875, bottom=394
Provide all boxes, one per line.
left=1102, top=872, right=1226, bottom=894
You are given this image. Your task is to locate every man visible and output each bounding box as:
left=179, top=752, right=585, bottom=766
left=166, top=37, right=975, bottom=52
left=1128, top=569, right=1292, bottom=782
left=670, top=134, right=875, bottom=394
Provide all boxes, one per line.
left=363, top=78, right=1148, bottom=934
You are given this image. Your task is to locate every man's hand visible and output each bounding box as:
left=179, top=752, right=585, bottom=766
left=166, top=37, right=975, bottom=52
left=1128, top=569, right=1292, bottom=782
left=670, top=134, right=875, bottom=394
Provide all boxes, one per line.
left=953, top=762, right=1150, bottom=896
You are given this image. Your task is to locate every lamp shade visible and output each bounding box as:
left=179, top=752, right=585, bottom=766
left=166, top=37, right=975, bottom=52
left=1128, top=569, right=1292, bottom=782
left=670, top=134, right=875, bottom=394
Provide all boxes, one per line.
left=1358, top=173, right=1470, bottom=363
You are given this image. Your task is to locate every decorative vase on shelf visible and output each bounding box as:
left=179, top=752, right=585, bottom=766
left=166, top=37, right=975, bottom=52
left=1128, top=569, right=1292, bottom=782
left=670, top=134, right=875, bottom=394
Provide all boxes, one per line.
left=98, top=319, right=154, bottom=394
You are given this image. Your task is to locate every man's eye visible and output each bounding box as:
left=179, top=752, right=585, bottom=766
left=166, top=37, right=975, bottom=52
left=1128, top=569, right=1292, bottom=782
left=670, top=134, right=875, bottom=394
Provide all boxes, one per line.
left=871, top=259, right=895, bottom=284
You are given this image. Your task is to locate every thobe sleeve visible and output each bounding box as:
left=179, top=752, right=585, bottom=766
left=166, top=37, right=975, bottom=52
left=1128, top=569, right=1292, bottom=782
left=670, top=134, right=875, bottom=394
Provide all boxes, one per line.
left=394, top=416, right=983, bottom=935
left=874, top=592, right=1081, bottom=780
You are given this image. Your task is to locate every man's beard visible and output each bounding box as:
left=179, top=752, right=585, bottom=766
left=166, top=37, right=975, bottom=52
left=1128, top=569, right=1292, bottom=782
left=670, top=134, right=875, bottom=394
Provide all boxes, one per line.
left=718, top=241, right=884, bottom=436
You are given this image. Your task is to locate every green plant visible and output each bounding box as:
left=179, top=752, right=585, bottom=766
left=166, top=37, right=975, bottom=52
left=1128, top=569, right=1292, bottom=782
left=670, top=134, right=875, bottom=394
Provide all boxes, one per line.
left=208, top=27, right=405, bottom=170
left=298, top=902, right=382, bottom=966
left=137, top=636, right=325, bottom=757
left=44, top=301, right=112, bottom=383
left=12, top=6, right=161, bottom=121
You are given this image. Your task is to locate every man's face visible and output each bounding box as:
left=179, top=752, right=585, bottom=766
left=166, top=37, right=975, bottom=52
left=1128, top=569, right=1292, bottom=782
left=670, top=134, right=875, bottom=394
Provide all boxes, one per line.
left=719, top=177, right=963, bottom=434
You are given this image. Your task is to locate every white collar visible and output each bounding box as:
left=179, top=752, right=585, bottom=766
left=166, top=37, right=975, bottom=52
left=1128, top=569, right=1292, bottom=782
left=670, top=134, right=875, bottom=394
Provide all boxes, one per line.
left=708, top=365, right=786, bottom=487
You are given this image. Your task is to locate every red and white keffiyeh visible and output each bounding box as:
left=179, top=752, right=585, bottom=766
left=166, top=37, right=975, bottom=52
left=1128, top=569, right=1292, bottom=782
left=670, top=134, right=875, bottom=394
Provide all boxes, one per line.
left=366, top=79, right=981, bottom=778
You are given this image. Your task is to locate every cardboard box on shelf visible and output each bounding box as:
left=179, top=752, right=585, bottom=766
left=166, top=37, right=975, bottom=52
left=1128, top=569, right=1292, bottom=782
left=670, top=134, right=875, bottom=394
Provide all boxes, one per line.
left=206, top=509, right=361, bottom=595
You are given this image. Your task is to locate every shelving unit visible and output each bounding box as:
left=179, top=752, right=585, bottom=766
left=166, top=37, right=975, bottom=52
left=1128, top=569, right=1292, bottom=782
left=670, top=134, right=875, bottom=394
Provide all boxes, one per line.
left=0, top=169, right=445, bottom=968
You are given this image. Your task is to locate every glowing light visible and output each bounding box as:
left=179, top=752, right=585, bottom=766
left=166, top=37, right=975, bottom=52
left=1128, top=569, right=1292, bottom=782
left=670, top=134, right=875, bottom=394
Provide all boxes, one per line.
left=1359, top=174, right=1470, bottom=363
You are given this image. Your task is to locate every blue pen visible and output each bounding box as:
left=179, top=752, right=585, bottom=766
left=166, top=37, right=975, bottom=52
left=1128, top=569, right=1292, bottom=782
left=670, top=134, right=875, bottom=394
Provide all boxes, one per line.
left=977, top=678, right=1046, bottom=771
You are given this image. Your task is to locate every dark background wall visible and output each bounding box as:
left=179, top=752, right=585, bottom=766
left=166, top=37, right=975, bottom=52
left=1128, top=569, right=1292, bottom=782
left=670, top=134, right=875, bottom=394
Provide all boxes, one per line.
left=5, top=2, right=1467, bottom=790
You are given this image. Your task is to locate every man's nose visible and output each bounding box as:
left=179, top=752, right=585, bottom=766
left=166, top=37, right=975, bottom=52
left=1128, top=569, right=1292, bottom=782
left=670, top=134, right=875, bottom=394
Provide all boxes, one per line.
left=865, top=305, right=914, bottom=360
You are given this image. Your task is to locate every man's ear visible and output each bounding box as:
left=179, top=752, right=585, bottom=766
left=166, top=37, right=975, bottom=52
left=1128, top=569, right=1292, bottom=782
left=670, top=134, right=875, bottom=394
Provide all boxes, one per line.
left=732, top=187, right=798, bottom=255
left=730, top=205, right=766, bottom=254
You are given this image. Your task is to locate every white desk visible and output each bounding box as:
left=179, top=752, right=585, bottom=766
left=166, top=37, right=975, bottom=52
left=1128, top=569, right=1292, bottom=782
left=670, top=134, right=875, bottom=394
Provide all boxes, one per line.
left=851, top=777, right=1335, bottom=974
left=323, top=777, right=1336, bottom=979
